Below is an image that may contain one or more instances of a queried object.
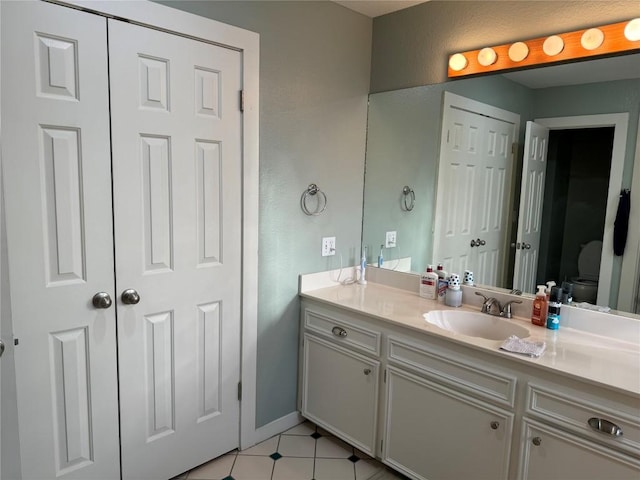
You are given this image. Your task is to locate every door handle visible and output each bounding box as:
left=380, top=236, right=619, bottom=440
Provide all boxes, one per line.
left=522, top=243, right=531, bottom=250
left=92, top=292, right=112, bottom=309
left=0, top=339, right=4, bottom=358
left=121, top=289, right=141, bottom=305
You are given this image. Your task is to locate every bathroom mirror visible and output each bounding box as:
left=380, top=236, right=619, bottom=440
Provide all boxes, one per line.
left=362, top=53, right=640, bottom=313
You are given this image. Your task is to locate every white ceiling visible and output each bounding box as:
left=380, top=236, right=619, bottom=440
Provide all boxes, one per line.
left=332, top=0, right=429, bottom=18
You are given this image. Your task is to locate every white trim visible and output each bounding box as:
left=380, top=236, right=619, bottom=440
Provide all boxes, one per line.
left=251, top=411, right=305, bottom=447
left=618, top=112, right=640, bottom=313
left=535, top=113, right=628, bottom=308
left=52, top=0, right=260, bottom=451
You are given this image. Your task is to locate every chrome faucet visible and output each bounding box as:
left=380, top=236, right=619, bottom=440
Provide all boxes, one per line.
left=475, top=292, right=522, bottom=318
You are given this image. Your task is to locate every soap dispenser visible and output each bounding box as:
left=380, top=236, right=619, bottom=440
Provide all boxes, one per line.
left=531, top=285, right=548, bottom=327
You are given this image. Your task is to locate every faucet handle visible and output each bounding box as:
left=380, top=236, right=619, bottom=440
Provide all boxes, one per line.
left=475, top=292, right=490, bottom=312
left=501, top=300, right=523, bottom=319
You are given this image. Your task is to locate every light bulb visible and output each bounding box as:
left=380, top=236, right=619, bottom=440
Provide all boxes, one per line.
left=508, top=42, right=529, bottom=62
left=449, top=53, right=468, bottom=71
left=581, top=28, right=604, bottom=50
left=477, top=47, right=497, bottom=67
left=624, top=18, right=640, bottom=41
left=543, top=35, right=564, bottom=56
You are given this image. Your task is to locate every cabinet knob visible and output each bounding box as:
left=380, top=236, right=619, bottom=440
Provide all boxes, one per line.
left=490, top=421, right=499, bottom=430
left=92, top=292, right=112, bottom=309
left=363, top=368, right=372, bottom=375
left=331, top=326, right=347, bottom=338
left=532, top=437, right=542, bottom=446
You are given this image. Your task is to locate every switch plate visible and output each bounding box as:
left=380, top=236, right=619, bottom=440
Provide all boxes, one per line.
left=385, top=231, right=397, bottom=248
left=322, top=237, right=336, bottom=256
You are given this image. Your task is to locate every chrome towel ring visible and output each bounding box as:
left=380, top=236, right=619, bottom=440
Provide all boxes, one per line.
left=402, top=186, right=415, bottom=211
left=301, top=183, right=327, bottom=216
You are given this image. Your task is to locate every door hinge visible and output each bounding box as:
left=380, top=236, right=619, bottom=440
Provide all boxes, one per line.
left=384, top=369, right=387, bottom=383
left=446, top=130, right=450, bottom=143
left=240, top=90, right=245, bottom=112
left=512, top=142, right=516, bottom=154
left=238, top=381, right=242, bottom=401
left=381, top=439, right=383, bottom=451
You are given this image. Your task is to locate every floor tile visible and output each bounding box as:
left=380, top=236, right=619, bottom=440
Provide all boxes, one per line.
left=277, top=434, right=316, bottom=457
left=282, top=421, right=316, bottom=436
left=238, top=436, right=279, bottom=456
left=315, top=435, right=354, bottom=458
left=314, top=458, right=356, bottom=480
left=188, top=453, right=236, bottom=479
left=271, top=457, right=314, bottom=480
left=230, top=455, right=274, bottom=480
left=316, top=426, right=335, bottom=437
left=355, top=457, right=385, bottom=480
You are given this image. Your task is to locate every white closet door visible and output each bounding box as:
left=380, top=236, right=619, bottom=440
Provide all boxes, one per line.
left=1, top=2, right=120, bottom=479
left=108, top=20, right=243, bottom=480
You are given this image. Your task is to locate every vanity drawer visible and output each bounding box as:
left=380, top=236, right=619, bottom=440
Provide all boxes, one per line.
left=304, top=308, right=381, bottom=356
left=387, top=336, right=517, bottom=408
left=527, top=383, right=640, bottom=456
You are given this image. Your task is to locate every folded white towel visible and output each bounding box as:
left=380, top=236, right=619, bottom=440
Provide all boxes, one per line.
left=500, top=335, right=546, bottom=358
left=573, top=302, right=610, bottom=313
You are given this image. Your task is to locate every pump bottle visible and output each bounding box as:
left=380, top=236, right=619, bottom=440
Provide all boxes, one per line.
left=531, top=285, right=548, bottom=327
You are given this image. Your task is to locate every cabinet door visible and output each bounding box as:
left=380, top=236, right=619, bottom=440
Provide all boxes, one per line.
left=520, top=419, right=640, bottom=480
left=302, top=334, right=379, bottom=454
left=384, top=367, right=513, bottom=480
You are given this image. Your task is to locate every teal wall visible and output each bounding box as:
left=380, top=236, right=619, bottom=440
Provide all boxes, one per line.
left=160, top=1, right=372, bottom=428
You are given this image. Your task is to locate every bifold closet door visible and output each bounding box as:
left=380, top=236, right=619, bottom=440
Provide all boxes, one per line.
left=108, top=20, right=243, bottom=480
left=1, top=2, right=120, bottom=479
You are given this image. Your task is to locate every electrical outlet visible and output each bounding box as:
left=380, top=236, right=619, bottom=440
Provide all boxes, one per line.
left=322, top=237, right=336, bottom=256
left=385, top=231, right=397, bottom=248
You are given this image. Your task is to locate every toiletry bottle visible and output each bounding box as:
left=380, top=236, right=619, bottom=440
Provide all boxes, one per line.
left=445, top=273, right=462, bottom=307
left=378, top=244, right=384, bottom=268
left=358, top=247, right=367, bottom=285
left=436, top=263, right=448, bottom=303
left=531, top=285, right=548, bottom=327
left=546, top=286, right=562, bottom=330
left=420, top=265, right=438, bottom=300
left=545, top=281, right=556, bottom=300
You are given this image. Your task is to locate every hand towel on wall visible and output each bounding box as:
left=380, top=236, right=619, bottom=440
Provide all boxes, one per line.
left=613, top=189, right=630, bottom=256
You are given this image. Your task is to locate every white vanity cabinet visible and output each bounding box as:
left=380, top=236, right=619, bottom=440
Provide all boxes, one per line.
left=299, top=298, right=640, bottom=480
left=300, top=307, right=381, bottom=455
left=518, top=380, right=640, bottom=479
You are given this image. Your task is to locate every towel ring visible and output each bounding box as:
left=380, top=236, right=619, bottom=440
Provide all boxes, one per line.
left=402, top=186, right=415, bottom=211
left=301, top=183, right=327, bottom=216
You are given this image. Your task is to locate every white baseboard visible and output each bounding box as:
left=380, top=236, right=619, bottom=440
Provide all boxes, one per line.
left=247, top=411, right=304, bottom=449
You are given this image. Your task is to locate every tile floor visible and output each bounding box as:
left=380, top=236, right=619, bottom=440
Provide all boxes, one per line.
left=172, top=421, right=407, bottom=480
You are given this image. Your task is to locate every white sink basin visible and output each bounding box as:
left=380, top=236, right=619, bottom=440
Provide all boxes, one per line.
left=424, top=310, right=530, bottom=340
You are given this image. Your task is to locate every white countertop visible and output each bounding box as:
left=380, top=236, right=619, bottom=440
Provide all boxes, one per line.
left=301, top=281, right=640, bottom=397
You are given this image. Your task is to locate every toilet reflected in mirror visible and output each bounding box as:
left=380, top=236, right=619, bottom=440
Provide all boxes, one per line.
left=572, top=240, right=602, bottom=303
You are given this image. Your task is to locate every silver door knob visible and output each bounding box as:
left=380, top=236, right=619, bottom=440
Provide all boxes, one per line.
left=363, top=368, right=372, bottom=375
left=532, top=437, right=542, bottom=446
left=121, top=289, right=140, bottom=305
left=523, top=243, right=531, bottom=249
left=92, top=292, right=112, bottom=309
left=490, top=421, right=500, bottom=430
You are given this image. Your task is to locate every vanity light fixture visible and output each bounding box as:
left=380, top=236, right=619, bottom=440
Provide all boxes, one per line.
left=448, top=18, right=640, bottom=78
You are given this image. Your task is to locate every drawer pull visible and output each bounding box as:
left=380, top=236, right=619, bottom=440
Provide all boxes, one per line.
left=363, top=368, right=372, bottom=375
left=332, top=326, right=347, bottom=338
left=532, top=437, right=542, bottom=446
left=490, top=421, right=499, bottom=430
left=588, top=417, right=623, bottom=437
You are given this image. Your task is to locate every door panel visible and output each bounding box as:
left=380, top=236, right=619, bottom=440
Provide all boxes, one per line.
left=1, top=2, right=120, bottom=478
left=513, top=121, right=549, bottom=294
left=108, top=20, right=243, bottom=479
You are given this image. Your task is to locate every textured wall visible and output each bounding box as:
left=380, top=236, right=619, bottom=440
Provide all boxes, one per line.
left=159, top=1, right=372, bottom=428
left=371, top=1, right=640, bottom=92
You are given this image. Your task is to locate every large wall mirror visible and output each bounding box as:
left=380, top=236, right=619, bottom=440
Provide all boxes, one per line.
left=362, top=53, right=640, bottom=314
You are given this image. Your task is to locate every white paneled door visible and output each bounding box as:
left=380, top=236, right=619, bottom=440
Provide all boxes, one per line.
left=108, top=20, right=242, bottom=480
left=513, top=121, right=549, bottom=294
left=2, top=2, right=243, bottom=479
left=1, top=2, right=120, bottom=479
left=434, top=93, right=518, bottom=286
